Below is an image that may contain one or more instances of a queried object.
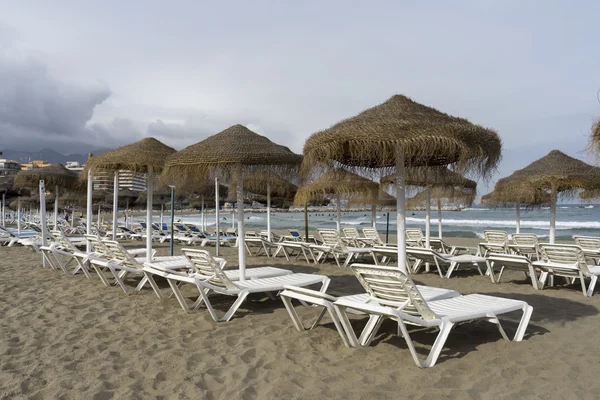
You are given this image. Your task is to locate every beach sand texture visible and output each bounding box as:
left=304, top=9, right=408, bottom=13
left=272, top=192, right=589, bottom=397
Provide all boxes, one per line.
left=2, top=237, right=600, bottom=399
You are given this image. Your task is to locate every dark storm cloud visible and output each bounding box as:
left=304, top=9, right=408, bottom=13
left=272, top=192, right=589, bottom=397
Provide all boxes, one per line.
left=0, top=46, right=112, bottom=149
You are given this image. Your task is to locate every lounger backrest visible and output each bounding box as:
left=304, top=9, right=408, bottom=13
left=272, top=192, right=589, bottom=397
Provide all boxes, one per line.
left=362, top=228, right=384, bottom=245
left=318, top=229, right=345, bottom=249
left=84, top=234, right=110, bottom=257
left=343, top=227, right=359, bottom=239
left=512, top=233, right=538, bottom=246
left=51, top=230, right=76, bottom=252
left=226, top=228, right=237, bottom=236
left=483, top=230, right=508, bottom=244
left=102, top=240, right=139, bottom=268
left=350, top=264, right=438, bottom=321
left=573, top=236, right=600, bottom=250
left=539, top=244, right=590, bottom=274
left=181, top=248, right=237, bottom=290
left=405, top=228, right=424, bottom=243
left=186, top=224, right=201, bottom=233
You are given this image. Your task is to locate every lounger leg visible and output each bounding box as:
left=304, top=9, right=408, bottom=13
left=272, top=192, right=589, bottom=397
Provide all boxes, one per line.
left=444, top=262, right=457, bottom=279
left=332, top=305, right=361, bottom=347
left=579, top=273, right=589, bottom=297
left=91, top=264, right=112, bottom=287
left=143, top=271, right=165, bottom=299
left=359, top=315, right=385, bottom=347
left=220, top=292, right=250, bottom=322
left=527, top=265, right=539, bottom=290
left=513, top=305, right=533, bottom=341
left=167, top=278, right=193, bottom=312
left=587, top=275, right=598, bottom=297
left=423, top=321, right=454, bottom=368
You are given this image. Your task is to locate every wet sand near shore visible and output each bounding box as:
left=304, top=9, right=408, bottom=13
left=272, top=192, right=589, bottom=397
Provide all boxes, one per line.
left=1, top=235, right=600, bottom=399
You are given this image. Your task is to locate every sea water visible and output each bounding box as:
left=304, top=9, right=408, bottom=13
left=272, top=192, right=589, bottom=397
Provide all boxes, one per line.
left=149, top=204, right=600, bottom=240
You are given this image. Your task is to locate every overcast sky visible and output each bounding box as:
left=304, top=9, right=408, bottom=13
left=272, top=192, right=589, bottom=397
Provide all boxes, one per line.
left=0, top=1, right=599, bottom=191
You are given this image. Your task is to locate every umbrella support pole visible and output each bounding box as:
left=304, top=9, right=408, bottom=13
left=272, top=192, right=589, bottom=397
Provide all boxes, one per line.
left=267, top=183, right=271, bottom=241
left=39, top=180, right=48, bottom=267
left=160, top=204, right=164, bottom=231
left=125, top=198, right=129, bottom=229
left=371, top=204, right=376, bottom=228
left=425, top=186, right=431, bottom=248
left=515, top=202, right=521, bottom=234
left=215, top=178, right=220, bottom=256
left=54, top=185, right=59, bottom=230
left=395, top=145, right=407, bottom=272
left=304, top=203, right=309, bottom=242
left=86, top=168, right=93, bottom=253
left=549, top=187, right=557, bottom=244
left=146, top=166, right=154, bottom=263
left=112, top=173, right=119, bottom=240
left=336, top=194, right=341, bottom=233
left=17, top=197, right=21, bottom=234
left=170, top=186, right=175, bottom=256
left=201, top=196, right=205, bottom=232
left=437, top=198, right=443, bottom=239
left=385, top=212, right=390, bottom=244
left=236, top=166, right=246, bottom=280
left=1, top=192, right=5, bottom=227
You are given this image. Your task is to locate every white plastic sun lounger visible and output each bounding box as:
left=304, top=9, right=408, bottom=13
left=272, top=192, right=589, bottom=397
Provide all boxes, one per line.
left=478, top=230, right=509, bottom=256
left=534, top=244, right=600, bottom=296
left=39, top=230, right=93, bottom=278
left=273, top=241, right=318, bottom=264
left=486, top=253, right=540, bottom=289
left=149, top=248, right=329, bottom=322
left=143, top=248, right=294, bottom=310
left=407, top=247, right=488, bottom=279
left=280, top=266, right=460, bottom=347
left=315, top=229, right=376, bottom=267
left=334, top=264, right=533, bottom=368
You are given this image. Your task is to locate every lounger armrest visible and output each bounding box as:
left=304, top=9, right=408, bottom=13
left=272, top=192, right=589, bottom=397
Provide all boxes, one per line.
left=282, top=285, right=337, bottom=302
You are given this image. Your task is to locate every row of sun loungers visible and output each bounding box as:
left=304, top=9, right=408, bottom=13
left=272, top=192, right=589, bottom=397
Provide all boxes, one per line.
left=28, top=231, right=534, bottom=368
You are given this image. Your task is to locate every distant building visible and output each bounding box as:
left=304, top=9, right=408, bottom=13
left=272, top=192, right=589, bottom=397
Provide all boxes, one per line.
left=93, top=170, right=147, bottom=192
left=21, top=160, right=51, bottom=170
left=0, top=152, right=22, bottom=176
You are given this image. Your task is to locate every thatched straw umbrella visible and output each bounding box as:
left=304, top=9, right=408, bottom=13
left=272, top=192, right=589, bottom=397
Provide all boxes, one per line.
left=294, top=168, right=380, bottom=232
left=14, top=164, right=79, bottom=251
left=383, top=167, right=477, bottom=245
left=493, top=150, right=600, bottom=242
left=230, top=172, right=297, bottom=240
left=481, top=179, right=550, bottom=234
left=162, top=124, right=302, bottom=279
left=84, top=138, right=176, bottom=260
left=302, top=94, right=500, bottom=271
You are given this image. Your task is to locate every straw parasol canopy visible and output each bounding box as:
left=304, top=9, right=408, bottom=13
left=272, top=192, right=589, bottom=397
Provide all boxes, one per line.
left=382, top=166, right=477, bottom=197
left=495, top=150, right=600, bottom=196
left=14, top=164, right=79, bottom=190
left=494, top=150, right=600, bottom=241
left=348, top=189, right=396, bottom=208
left=481, top=179, right=550, bottom=207
left=302, top=94, right=500, bottom=270
left=407, top=187, right=475, bottom=209
left=83, top=137, right=176, bottom=173
left=162, top=124, right=303, bottom=184
left=294, top=168, right=380, bottom=206
left=231, top=172, right=297, bottom=198
left=302, top=94, right=501, bottom=176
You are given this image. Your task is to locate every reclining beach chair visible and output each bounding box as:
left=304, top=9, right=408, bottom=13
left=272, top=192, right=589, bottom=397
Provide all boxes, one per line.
left=39, top=230, right=93, bottom=278
left=280, top=267, right=460, bottom=347
left=534, top=244, right=600, bottom=296
left=343, top=227, right=376, bottom=247
left=274, top=240, right=319, bottom=264
left=333, top=264, right=533, bottom=368
left=486, top=253, right=540, bottom=289
left=88, top=239, right=184, bottom=293
left=407, top=247, right=488, bottom=279
left=145, top=248, right=330, bottom=322
left=362, top=227, right=386, bottom=246
left=573, top=236, right=600, bottom=265
left=315, top=229, right=376, bottom=267
left=478, top=230, right=509, bottom=256
left=405, top=228, right=424, bottom=247
left=143, top=248, right=295, bottom=310
left=508, top=233, right=540, bottom=260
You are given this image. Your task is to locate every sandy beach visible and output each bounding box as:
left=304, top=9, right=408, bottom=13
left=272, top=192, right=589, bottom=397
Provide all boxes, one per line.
left=2, top=235, right=600, bottom=399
